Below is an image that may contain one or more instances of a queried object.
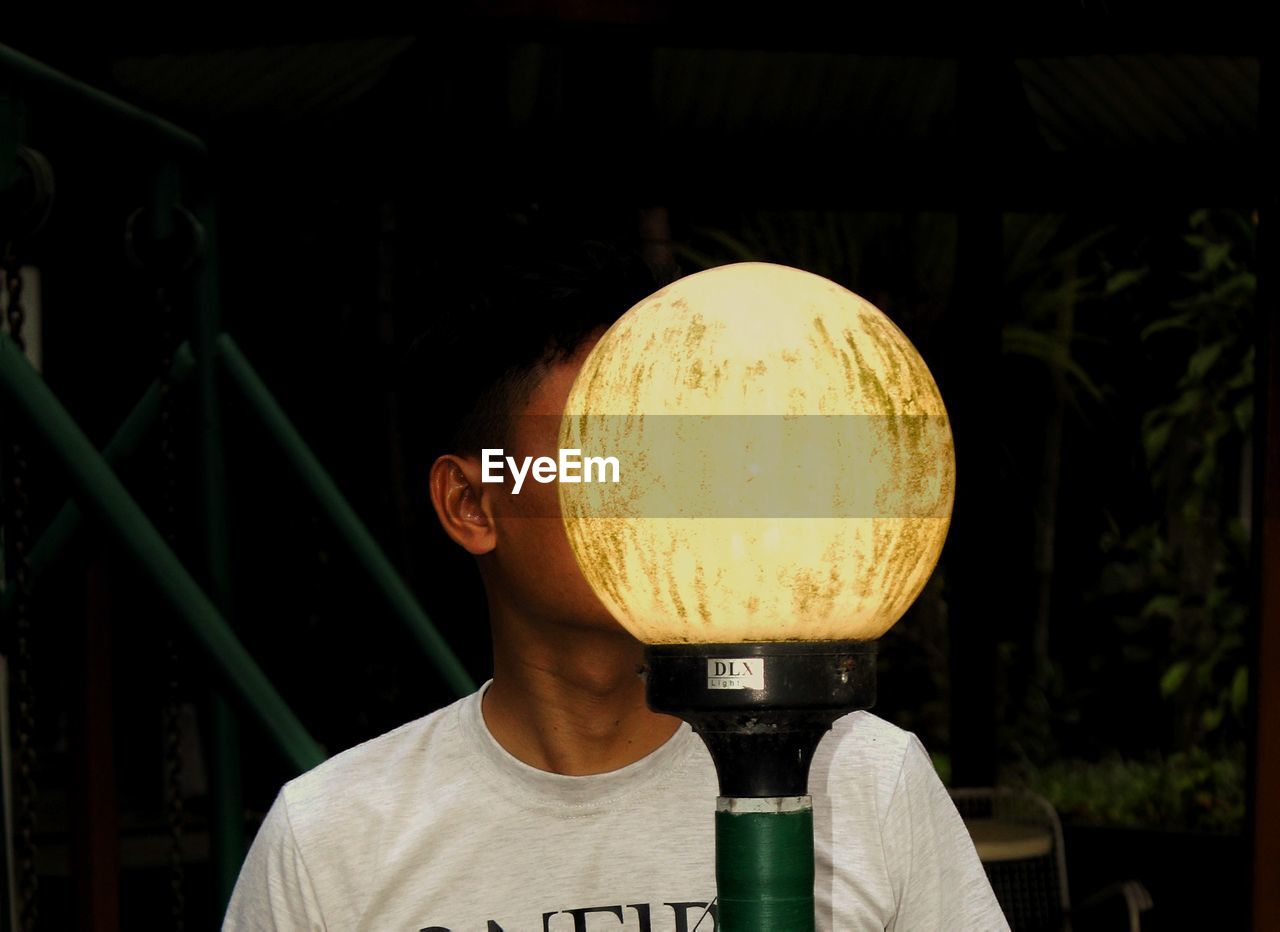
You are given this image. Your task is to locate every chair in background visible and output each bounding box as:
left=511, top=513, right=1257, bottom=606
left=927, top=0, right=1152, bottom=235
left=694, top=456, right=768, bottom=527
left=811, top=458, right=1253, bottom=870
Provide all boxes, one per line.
left=950, top=787, right=1153, bottom=932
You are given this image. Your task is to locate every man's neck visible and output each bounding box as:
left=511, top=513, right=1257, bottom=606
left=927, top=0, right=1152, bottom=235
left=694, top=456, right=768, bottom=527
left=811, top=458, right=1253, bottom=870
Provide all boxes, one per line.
left=481, top=614, right=683, bottom=776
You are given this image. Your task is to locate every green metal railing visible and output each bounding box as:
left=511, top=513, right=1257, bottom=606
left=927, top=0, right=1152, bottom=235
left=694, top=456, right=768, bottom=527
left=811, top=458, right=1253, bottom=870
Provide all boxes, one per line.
left=0, top=331, right=327, bottom=770
left=0, top=342, right=194, bottom=617
left=0, top=44, right=205, bottom=157
left=0, top=41, right=475, bottom=921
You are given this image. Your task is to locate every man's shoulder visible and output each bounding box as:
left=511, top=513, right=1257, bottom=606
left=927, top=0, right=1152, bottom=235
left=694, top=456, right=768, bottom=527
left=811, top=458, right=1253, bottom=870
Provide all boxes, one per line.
left=279, top=691, right=474, bottom=818
left=812, top=710, right=922, bottom=802
left=227, top=695, right=482, bottom=926
left=825, top=709, right=914, bottom=760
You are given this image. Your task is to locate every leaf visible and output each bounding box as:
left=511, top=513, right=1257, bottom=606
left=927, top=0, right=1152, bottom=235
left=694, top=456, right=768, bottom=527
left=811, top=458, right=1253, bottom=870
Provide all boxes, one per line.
left=1001, top=326, right=1106, bottom=402
left=1203, top=242, right=1232, bottom=272
left=692, top=226, right=763, bottom=263
left=1225, top=355, right=1255, bottom=391
left=1140, top=312, right=1193, bottom=341
left=670, top=243, right=725, bottom=272
left=1058, top=224, right=1116, bottom=263
left=1219, top=270, right=1257, bottom=298
left=1232, top=667, right=1249, bottom=715
left=1173, top=272, right=1256, bottom=310
left=1186, top=343, right=1225, bottom=382
left=1143, top=419, right=1173, bottom=464
left=1144, top=594, right=1181, bottom=621
left=1001, top=326, right=1066, bottom=365
left=1004, top=214, right=1064, bottom=282
left=1165, top=388, right=1204, bottom=417
left=1220, top=633, right=1245, bottom=652
left=1192, top=448, right=1218, bottom=488
left=1105, top=267, right=1149, bottom=295
left=1161, top=660, right=1191, bottom=697
left=1065, top=363, right=1106, bottom=403
left=1202, top=706, right=1224, bottom=732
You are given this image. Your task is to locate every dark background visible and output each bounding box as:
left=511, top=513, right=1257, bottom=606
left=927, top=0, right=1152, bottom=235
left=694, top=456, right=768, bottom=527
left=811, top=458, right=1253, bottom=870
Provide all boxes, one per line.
left=0, top=6, right=1276, bottom=930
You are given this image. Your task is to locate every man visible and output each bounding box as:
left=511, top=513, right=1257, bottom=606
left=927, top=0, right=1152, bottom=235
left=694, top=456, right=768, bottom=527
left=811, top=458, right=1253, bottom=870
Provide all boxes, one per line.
left=225, top=245, right=1007, bottom=930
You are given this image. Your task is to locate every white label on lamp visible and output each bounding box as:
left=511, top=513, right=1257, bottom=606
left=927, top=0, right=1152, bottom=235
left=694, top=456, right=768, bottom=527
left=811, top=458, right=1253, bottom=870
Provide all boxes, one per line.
left=707, top=658, right=764, bottom=690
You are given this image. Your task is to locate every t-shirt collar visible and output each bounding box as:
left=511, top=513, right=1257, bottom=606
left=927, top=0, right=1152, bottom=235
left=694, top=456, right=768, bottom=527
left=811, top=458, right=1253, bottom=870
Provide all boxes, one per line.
left=459, top=679, right=701, bottom=809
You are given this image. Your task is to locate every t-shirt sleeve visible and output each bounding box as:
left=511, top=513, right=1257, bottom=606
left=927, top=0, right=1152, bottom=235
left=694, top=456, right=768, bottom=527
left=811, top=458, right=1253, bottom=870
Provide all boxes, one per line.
left=223, top=790, right=327, bottom=931
left=882, top=736, right=1009, bottom=931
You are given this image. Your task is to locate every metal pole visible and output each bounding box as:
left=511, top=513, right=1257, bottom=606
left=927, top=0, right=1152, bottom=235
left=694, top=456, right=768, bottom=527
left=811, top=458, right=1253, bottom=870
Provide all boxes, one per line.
left=0, top=43, right=205, bottom=157
left=0, top=330, right=325, bottom=773
left=0, top=86, right=23, bottom=197
left=0, top=342, right=194, bottom=616
left=0, top=80, right=22, bottom=932
left=73, top=559, right=119, bottom=931
left=716, top=799, right=814, bottom=931
left=189, top=196, right=248, bottom=916
left=216, top=333, right=477, bottom=698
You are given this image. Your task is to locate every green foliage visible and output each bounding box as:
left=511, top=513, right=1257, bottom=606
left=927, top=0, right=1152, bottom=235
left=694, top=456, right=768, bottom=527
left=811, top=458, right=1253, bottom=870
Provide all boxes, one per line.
left=674, top=206, right=1256, bottom=835
left=1000, top=208, right=1253, bottom=833
left=1097, top=208, right=1254, bottom=755
left=1017, top=747, right=1245, bottom=833
left=1001, top=214, right=1114, bottom=407
left=1159, top=660, right=1191, bottom=697
left=1001, top=324, right=1105, bottom=402
left=996, top=213, right=1120, bottom=764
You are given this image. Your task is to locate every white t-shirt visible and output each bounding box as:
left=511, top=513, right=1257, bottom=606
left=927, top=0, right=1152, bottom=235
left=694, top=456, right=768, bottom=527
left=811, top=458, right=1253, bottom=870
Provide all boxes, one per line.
left=225, top=684, right=1007, bottom=931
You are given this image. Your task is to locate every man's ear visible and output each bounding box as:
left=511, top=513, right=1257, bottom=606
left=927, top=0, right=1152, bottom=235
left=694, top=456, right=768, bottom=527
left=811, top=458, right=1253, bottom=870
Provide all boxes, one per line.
left=429, top=454, right=497, bottom=556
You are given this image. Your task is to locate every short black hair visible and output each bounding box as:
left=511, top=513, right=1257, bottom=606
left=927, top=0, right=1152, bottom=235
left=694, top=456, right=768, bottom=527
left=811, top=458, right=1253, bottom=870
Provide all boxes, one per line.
left=403, top=241, right=677, bottom=462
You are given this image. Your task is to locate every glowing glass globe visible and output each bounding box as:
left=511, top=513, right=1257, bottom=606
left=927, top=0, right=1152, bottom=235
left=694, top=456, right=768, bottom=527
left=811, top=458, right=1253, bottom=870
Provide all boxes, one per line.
left=559, top=262, right=954, bottom=644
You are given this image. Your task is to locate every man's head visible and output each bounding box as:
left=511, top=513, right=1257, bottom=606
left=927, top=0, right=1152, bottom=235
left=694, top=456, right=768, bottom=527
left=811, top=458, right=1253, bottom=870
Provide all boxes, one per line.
left=411, top=243, right=675, bottom=635
left=417, top=242, right=672, bottom=458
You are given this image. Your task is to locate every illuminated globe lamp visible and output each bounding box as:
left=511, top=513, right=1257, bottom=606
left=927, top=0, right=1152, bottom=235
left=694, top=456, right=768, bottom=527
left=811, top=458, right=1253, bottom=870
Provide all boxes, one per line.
left=559, top=262, right=955, bottom=930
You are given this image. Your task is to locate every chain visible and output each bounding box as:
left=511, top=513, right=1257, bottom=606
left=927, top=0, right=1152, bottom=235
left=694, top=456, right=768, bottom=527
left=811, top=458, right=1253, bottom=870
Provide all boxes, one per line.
left=2, top=246, right=39, bottom=931
left=126, top=202, right=202, bottom=930
left=155, top=275, right=186, bottom=930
